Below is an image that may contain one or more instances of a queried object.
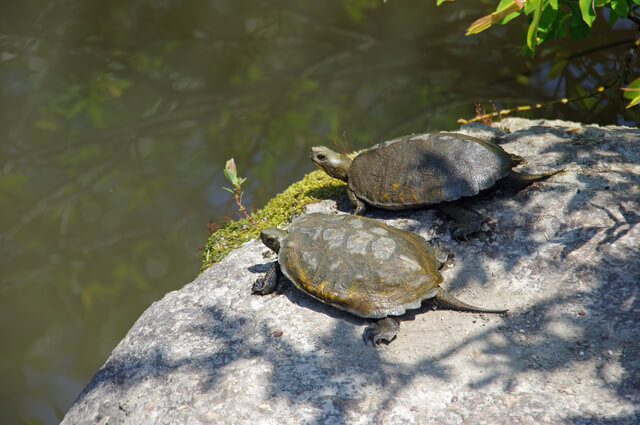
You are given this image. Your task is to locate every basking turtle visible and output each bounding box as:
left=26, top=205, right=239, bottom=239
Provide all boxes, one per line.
left=311, top=132, right=558, bottom=239
left=253, top=213, right=507, bottom=344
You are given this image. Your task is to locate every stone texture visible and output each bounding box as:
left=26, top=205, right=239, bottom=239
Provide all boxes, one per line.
left=62, top=118, right=640, bottom=425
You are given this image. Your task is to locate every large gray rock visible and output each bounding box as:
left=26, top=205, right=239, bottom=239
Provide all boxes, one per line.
left=62, top=118, right=640, bottom=425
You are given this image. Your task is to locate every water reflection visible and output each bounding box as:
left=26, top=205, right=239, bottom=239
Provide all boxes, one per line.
left=0, top=1, right=638, bottom=423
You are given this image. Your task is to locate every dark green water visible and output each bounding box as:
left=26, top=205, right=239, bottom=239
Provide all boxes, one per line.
left=0, top=1, right=638, bottom=423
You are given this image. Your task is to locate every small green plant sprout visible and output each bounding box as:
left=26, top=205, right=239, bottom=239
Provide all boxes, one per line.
left=223, top=158, right=256, bottom=225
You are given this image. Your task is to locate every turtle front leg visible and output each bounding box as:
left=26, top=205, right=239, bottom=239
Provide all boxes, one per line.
left=437, top=203, right=482, bottom=241
left=347, top=189, right=367, bottom=215
left=252, top=262, right=280, bottom=295
left=430, top=238, right=454, bottom=266
left=363, top=317, right=399, bottom=345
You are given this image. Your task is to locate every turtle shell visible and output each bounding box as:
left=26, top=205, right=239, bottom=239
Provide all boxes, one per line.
left=347, top=133, right=522, bottom=209
left=277, top=213, right=442, bottom=319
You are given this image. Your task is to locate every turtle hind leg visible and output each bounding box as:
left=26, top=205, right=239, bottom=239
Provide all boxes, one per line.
left=436, top=203, right=482, bottom=241
left=434, top=287, right=507, bottom=314
left=363, top=317, right=399, bottom=345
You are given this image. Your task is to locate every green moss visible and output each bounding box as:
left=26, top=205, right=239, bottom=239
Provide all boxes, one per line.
left=201, top=169, right=347, bottom=271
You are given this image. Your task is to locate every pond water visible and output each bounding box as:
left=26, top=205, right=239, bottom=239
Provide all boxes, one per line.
left=1, top=1, right=638, bottom=424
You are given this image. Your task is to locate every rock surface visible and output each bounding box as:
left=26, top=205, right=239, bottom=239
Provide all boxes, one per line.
left=62, top=118, right=640, bottom=425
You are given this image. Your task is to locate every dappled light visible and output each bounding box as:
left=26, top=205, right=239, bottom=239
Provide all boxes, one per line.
left=2, top=1, right=639, bottom=424
left=58, top=119, right=640, bottom=424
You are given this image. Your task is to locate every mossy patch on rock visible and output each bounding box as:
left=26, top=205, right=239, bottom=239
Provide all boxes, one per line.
left=201, top=170, right=346, bottom=270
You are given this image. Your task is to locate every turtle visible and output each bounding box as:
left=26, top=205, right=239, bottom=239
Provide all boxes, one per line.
left=311, top=132, right=559, bottom=239
left=253, top=213, right=507, bottom=345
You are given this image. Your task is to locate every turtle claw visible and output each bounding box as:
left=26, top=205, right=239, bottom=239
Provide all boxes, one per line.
left=452, top=227, right=474, bottom=242
left=363, top=326, right=381, bottom=346
left=362, top=318, right=399, bottom=346
left=451, top=215, right=481, bottom=241
left=430, top=238, right=453, bottom=264
left=438, top=203, right=481, bottom=242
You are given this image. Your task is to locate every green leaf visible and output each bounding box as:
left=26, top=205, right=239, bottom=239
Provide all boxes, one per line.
left=550, top=9, right=570, bottom=39
left=225, top=158, right=237, bottom=175
left=526, top=0, right=543, bottom=52
left=224, top=159, right=239, bottom=187
left=567, top=1, right=592, bottom=39
left=579, top=0, right=597, bottom=26
left=609, top=8, right=620, bottom=25
left=611, top=0, right=630, bottom=17
left=524, top=0, right=537, bottom=13
left=538, top=5, right=559, bottom=35
left=625, top=94, right=640, bottom=108
left=498, top=0, right=524, bottom=24
left=622, top=77, right=640, bottom=99
left=224, top=170, right=238, bottom=187
left=496, top=0, right=514, bottom=9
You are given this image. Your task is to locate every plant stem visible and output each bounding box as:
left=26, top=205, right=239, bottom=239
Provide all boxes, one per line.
left=234, top=186, right=256, bottom=225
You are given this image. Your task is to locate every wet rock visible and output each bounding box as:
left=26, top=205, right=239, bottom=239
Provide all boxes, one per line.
left=62, top=118, right=640, bottom=425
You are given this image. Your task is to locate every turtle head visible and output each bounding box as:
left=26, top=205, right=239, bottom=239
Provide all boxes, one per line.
left=310, top=146, right=351, bottom=182
left=260, top=227, right=287, bottom=253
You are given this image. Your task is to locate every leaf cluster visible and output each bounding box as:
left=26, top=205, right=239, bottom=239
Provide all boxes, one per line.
left=448, top=0, right=640, bottom=108
left=463, top=0, right=639, bottom=51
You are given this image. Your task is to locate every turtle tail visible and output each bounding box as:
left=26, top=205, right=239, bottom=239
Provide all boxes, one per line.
left=434, top=287, right=507, bottom=314
left=509, top=153, right=526, bottom=165
left=501, top=169, right=565, bottom=191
